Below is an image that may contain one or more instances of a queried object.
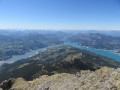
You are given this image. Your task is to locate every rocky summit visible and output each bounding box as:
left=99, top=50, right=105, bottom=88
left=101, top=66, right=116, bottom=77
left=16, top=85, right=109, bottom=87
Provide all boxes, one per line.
left=0, top=67, right=120, bottom=90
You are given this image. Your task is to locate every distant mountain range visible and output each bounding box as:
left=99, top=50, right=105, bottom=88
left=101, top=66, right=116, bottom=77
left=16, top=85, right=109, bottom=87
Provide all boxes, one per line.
left=62, top=30, right=120, bottom=37
left=67, top=33, right=120, bottom=50
left=0, top=33, right=63, bottom=61
left=1, top=29, right=120, bottom=36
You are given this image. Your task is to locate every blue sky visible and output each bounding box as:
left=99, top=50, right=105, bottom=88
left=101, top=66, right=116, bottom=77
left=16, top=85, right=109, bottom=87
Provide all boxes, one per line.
left=0, top=0, right=120, bottom=30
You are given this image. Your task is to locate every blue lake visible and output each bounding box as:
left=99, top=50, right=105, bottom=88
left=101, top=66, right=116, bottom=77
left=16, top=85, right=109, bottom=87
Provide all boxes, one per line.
left=0, top=45, right=57, bottom=66
left=0, top=42, right=120, bottom=66
left=64, top=42, right=120, bottom=62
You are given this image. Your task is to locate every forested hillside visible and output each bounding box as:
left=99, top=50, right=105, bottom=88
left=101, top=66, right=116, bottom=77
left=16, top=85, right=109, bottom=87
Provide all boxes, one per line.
left=0, top=46, right=120, bottom=83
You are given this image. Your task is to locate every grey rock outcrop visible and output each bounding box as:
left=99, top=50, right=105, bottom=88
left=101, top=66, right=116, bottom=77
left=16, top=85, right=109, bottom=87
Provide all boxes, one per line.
left=0, top=67, right=120, bottom=90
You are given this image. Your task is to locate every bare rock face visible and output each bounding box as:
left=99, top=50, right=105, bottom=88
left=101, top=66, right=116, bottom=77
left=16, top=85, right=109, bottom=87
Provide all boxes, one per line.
left=1, top=67, right=120, bottom=90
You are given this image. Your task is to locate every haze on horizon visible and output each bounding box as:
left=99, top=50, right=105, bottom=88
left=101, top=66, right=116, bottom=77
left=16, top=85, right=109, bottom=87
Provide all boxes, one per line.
left=0, top=0, right=120, bottom=30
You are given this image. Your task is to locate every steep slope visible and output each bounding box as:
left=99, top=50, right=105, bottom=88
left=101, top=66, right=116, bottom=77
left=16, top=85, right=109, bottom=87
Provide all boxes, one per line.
left=0, top=46, right=120, bottom=83
left=0, top=67, right=120, bottom=90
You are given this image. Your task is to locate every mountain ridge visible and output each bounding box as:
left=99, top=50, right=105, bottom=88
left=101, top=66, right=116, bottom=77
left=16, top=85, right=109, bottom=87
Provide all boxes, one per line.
left=0, top=46, right=120, bottom=83
left=0, top=67, right=120, bottom=90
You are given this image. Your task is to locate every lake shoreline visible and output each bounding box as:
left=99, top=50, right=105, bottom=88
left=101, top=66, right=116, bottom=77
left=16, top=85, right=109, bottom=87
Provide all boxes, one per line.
left=0, top=44, right=62, bottom=65
left=64, top=42, right=120, bottom=62
left=1, top=42, right=120, bottom=66
left=73, top=42, right=120, bottom=56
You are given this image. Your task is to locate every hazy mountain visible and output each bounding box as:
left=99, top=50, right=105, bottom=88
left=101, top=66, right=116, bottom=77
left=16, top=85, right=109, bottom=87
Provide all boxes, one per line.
left=67, top=33, right=120, bottom=50
left=0, top=33, right=63, bottom=61
left=61, top=30, right=120, bottom=37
